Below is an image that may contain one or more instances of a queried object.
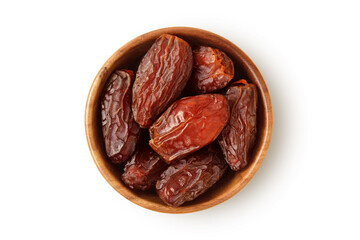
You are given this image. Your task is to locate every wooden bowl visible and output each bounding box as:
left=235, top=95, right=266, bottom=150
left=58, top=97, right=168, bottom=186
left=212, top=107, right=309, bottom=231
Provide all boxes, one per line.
left=85, top=27, right=273, bottom=213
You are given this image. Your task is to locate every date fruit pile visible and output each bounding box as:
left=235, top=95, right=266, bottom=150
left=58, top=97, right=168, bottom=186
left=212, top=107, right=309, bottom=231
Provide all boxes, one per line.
left=101, top=34, right=258, bottom=207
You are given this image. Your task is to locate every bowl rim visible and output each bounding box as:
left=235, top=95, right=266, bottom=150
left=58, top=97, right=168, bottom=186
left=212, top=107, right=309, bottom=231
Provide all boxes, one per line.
left=85, top=26, right=273, bottom=214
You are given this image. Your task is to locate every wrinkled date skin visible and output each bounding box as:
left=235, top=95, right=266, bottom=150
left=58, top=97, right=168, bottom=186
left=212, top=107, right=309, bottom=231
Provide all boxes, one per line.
left=218, top=82, right=257, bottom=171
left=156, top=148, right=228, bottom=207
left=189, top=46, right=234, bottom=93
left=101, top=70, right=140, bottom=163
left=132, top=34, right=193, bottom=128
left=122, top=146, right=167, bottom=191
left=149, top=94, right=229, bottom=163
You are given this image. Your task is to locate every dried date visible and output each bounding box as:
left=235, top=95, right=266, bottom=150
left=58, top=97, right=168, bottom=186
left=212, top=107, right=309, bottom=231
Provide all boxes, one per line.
left=101, top=70, right=140, bottom=163
left=156, top=148, right=228, bottom=207
left=149, top=94, right=229, bottom=163
left=218, top=81, right=257, bottom=171
left=132, top=34, right=193, bottom=128
left=189, top=46, right=234, bottom=93
left=122, top=146, right=167, bottom=191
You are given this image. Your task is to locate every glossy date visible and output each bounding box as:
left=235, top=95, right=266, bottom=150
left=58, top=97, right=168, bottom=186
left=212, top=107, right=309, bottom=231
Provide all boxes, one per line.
left=156, top=148, right=228, bottom=207
left=122, top=146, right=167, bottom=191
left=218, top=81, right=257, bottom=171
left=189, top=46, right=234, bottom=93
left=149, top=94, right=229, bottom=163
left=132, top=34, right=193, bottom=128
left=101, top=70, right=140, bottom=163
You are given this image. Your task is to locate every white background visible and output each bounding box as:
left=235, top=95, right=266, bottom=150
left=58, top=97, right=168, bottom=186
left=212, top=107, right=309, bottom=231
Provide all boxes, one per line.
left=1, top=0, right=359, bottom=239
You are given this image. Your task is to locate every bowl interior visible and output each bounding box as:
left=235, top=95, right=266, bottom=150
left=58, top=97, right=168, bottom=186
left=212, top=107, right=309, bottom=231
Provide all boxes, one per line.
left=85, top=27, right=272, bottom=213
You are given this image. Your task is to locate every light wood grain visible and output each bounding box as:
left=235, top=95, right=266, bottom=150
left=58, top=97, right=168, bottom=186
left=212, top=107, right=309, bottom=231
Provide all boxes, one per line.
left=85, top=27, right=273, bottom=213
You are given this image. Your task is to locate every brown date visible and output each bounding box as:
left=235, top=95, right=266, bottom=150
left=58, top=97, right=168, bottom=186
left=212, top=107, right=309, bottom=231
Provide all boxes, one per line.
left=218, top=81, right=257, bottom=171
left=101, top=70, right=140, bottom=163
left=156, top=148, right=228, bottom=207
left=122, top=146, right=167, bottom=191
left=149, top=94, right=229, bottom=163
left=132, top=34, right=193, bottom=128
left=189, top=46, right=234, bottom=93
